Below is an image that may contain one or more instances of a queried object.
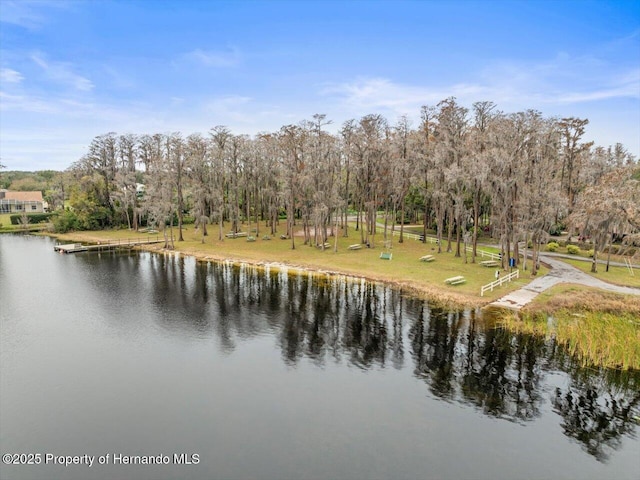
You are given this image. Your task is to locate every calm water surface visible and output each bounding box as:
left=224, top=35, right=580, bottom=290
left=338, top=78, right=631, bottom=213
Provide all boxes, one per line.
left=1, top=235, right=638, bottom=480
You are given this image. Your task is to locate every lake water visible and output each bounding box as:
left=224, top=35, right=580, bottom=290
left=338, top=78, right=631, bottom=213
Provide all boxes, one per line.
left=1, top=234, right=638, bottom=480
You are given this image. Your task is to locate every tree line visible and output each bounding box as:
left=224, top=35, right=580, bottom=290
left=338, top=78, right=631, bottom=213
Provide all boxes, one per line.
left=54, top=97, right=638, bottom=273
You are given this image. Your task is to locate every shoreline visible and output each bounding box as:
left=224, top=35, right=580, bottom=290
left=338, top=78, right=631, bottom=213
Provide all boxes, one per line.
left=44, top=229, right=492, bottom=308
left=39, top=228, right=640, bottom=312
left=135, top=240, right=485, bottom=309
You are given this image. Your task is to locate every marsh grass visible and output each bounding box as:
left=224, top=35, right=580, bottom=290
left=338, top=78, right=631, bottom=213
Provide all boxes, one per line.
left=499, top=286, right=640, bottom=370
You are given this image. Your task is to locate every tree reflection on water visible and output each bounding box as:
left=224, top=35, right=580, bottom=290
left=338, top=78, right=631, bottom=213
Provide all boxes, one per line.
left=551, top=367, right=640, bottom=462
left=113, top=255, right=639, bottom=462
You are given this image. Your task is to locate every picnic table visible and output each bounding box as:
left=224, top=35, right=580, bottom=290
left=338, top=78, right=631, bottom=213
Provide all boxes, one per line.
left=348, top=244, right=362, bottom=250
left=444, top=275, right=466, bottom=285
left=380, top=252, right=392, bottom=260
left=420, top=255, right=435, bottom=262
left=225, top=232, right=248, bottom=238
left=479, top=260, right=499, bottom=267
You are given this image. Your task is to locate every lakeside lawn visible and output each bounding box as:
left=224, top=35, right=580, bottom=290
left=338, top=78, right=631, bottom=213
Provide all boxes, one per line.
left=0, top=213, right=49, bottom=233
left=0, top=213, right=12, bottom=228
left=51, top=225, right=547, bottom=306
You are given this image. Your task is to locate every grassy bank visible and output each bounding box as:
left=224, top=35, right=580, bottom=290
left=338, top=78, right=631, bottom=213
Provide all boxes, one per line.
left=47, top=225, right=547, bottom=307
left=0, top=214, right=51, bottom=233
left=499, top=285, right=640, bottom=370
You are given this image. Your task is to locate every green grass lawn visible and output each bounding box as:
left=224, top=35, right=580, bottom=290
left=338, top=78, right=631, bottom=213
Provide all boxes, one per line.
left=0, top=213, right=12, bottom=227
left=51, top=225, right=548, bottom=306
left=0, top=213, right=50, bottom=232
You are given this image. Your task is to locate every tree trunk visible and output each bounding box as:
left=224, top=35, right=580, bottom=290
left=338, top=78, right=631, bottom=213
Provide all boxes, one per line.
left=446, top=207, right=453, bottom=253
left=472, top=194, right=479, bottom=263
left=455, top=213, right=462, bottom=258
left=606, top=233, right=612, bottom=272
left=399, top=203, right=405, bottom=244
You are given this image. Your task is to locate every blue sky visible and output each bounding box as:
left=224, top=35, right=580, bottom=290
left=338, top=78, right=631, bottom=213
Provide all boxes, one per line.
left=1, top=0, right=639, bottom=171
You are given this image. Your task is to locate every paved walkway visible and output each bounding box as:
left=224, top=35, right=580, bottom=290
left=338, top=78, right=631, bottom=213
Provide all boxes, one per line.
left=489, top=255, right=640, bottom=310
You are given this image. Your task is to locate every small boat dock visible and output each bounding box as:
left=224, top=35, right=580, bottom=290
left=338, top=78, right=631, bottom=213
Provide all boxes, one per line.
left=54, top=243, right=88, bottom=253
left=54, top=237, right=163, bottom=254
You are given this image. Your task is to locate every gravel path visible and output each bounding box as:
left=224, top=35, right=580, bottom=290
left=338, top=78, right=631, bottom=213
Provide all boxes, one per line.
left=490, top=254, right=640, bottom=310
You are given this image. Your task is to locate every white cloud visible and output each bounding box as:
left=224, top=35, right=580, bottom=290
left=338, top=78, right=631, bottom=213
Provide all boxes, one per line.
left=101, top=65, right=135, bottom=90
left=205, top=95, right=251, bottom=109
left=0, top=91, right=58, bottom=113
left=0, top=0, right=71, bottom=29
left=0, top=68, right=24, bottom=84
left=31, top=52, right=94, bottom=91
left=479, top=54, right=640, bottom=107
left=554, top=69, right=640, bottom=104
left=183, top=48, right=241, bottom=68
left=323, top=54, right=640, bottom=121
left=321, top=77, right=489, bottom=118
left=202, top=95, right=256, bottom=123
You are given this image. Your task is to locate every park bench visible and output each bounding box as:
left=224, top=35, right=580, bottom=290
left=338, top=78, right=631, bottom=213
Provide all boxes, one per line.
left=348, top=244, right=362, bottom=250
left=380, top=252, right=392, bottom=260
left=420, top=255, right=435, bottom=262
left=444, top=275, right=466, bottom=285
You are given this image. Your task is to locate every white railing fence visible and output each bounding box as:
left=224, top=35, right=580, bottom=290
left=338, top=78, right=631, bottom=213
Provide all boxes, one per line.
left=384, top=228, right=502, bottom=261
left=480, top=269, right=520, bottom=297
left=465, top=246, right=501, bottom=261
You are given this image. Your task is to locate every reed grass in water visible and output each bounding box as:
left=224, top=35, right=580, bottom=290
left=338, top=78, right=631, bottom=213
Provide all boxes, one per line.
left=498, top=288, right=640, bottom=370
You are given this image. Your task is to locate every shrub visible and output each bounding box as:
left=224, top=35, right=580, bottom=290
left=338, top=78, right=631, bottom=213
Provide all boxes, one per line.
left=587, top=249, right=595, bottom=258
left=9, top=212, right=55, bottom=225
left=567, top=245, right=580, bottom=255
left=52, top=210, right=79, bottom=233
left=549, top=223, right=565, bottom=236
left=547, top=241, right=560, bottom=252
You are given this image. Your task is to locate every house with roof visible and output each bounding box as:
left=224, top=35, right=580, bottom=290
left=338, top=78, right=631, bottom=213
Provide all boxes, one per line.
left=0, top=190, right=46, bottom=214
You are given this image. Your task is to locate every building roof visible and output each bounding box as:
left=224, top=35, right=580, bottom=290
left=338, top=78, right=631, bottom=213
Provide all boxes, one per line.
left=3, top=191, right=44, bottom=202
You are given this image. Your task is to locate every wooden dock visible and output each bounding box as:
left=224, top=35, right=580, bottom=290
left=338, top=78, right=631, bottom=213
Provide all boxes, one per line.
left=54, top=237, right=163, bottom=254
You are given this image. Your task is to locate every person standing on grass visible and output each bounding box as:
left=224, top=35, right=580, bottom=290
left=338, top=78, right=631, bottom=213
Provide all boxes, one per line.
left=495, top=270, right=500, bottom=280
